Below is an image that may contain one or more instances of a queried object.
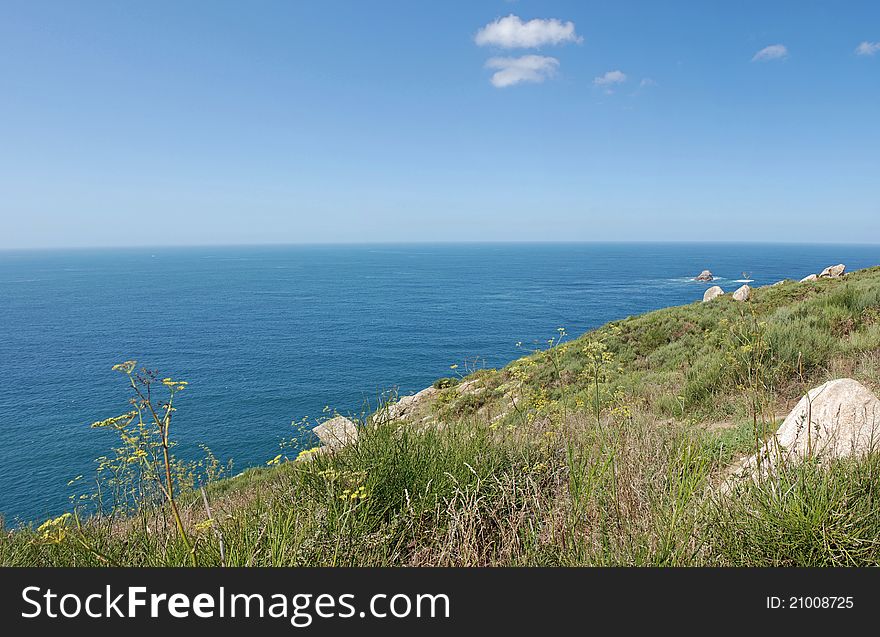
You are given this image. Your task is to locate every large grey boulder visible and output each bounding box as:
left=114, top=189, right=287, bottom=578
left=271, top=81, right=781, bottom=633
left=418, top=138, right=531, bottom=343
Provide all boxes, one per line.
left=385, top=386, right=438, bottom=420
left=799, top=274, right=818, bottom=283
left=732, top=379, right=880, bottom=479
left=703, top=286, right=724, bottom=302
left=819, top=264, right=846, bottom=278
left=732, top=284, right=751, bottom=302
left=312, top=416, right=358, bottom=450
left=695, top=270, right=714, bottom=282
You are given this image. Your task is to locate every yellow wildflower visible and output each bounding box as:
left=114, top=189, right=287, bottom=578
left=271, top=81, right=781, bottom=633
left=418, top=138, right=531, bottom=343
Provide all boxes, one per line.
left=266, top=454, right=283, bottom=466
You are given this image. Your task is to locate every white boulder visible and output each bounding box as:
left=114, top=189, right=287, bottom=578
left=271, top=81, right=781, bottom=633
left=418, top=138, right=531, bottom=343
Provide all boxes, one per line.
left=732, top=284, right=751, bottom=302
left=819, top=264, right=846, bottom=278
left=312, top=416, right=358, bottom=450
left=733, top=379, right=880, bottom=478
left=703, top=286, right=724, bottom=302
left=799, top=274, right=818, bottom=283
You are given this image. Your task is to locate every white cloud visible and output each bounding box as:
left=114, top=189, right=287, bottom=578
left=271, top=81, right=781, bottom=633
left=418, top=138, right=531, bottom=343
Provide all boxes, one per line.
left=475, top=15, right=581, bottom=48
left=485, top=55, right=559, bottom=87
left=856, top=41, right=880, bottom=56
left=593, top=70, right=627, bottom=86
left=639, top=77, right=657, bottom=87
left=751, top=44, right=788, bottom=62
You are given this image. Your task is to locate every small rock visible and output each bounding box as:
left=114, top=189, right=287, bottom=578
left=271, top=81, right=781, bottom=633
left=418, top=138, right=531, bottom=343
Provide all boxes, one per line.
left=695, top=270, right=714, bottom=282
left=800, top=274, right=818, bottom=283
left=312, top=416, right=358, bottom=450
left=819, top=264, right=846, bottom=278
left=703, top=286, right=724, bottom=302
left=732, top=284, right=751, bottom=302
left=771, top=280, right=786, bottom=287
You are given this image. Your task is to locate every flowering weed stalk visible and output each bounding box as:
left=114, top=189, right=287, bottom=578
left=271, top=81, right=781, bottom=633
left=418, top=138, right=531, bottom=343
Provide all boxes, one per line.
left=90, top=361, right=200, bottom=564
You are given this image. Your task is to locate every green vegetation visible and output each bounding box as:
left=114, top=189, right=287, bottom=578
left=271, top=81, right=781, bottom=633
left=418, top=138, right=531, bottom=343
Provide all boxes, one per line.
left=432, top=377, right=460, bottom=389
left=3, top=268, right=880, bottom=566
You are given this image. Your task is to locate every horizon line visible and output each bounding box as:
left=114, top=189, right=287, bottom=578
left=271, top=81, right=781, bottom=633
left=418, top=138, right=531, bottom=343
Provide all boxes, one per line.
left=3, top=239, right=880, bottom=253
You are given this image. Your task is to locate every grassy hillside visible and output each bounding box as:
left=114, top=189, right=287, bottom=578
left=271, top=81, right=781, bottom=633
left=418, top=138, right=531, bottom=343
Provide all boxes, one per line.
left=4, top=268, right=880, bottom=566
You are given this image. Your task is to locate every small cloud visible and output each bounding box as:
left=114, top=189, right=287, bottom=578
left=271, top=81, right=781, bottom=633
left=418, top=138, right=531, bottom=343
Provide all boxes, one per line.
left=856, top=41, right=880, bottom=56
left=475, top=14, right=582, bottom=49
left=594, top=70, right=627, bottom=86
left=485, top=55, right=559, bottom=87
left=751, top=44, right=788, bottom=62
left=630, top=77, right=658, bottom=96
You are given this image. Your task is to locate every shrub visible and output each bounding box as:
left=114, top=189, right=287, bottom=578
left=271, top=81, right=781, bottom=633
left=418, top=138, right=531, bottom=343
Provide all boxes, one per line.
left=433, top=377, right=460, bottom=389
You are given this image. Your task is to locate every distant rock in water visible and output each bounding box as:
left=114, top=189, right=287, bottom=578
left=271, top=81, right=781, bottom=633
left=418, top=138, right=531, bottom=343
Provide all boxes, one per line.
left=819, top=263, right=846, bottom=278
left=695, top=270, right=714, bottom=282
left=728, top=379, right=880, bottom=483
left=732, top=284, right=751, bottom=302
left=800, top=274, right=818, bottom=283
left=312, top=416, right=358, bottom=450
left=703, top=286, right=724, bottom=302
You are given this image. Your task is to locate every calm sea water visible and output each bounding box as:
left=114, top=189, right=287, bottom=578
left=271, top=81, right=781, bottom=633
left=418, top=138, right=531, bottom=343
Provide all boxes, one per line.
left=1, top=243, right=878, bottom=522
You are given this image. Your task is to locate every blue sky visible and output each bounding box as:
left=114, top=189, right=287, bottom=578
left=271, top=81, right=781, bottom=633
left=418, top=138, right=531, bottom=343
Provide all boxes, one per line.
left=1, top=0, right=878, bottom=248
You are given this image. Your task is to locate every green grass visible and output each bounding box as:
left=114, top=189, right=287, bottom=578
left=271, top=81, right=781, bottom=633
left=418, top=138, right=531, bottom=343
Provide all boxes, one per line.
left=706, top=455, right=880, bottom=566
left=3, top=268, right=880, bottom=566
left=485, top=267, right=880, bottom=423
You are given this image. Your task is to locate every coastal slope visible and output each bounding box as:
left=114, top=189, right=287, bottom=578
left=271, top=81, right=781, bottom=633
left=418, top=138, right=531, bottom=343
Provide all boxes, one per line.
left=4, top=266, right=880, bottom=566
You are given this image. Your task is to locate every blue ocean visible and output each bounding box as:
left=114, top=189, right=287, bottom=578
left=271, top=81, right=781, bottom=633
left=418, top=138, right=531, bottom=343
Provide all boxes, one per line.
left=1, top=243, right=878, bottom=523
